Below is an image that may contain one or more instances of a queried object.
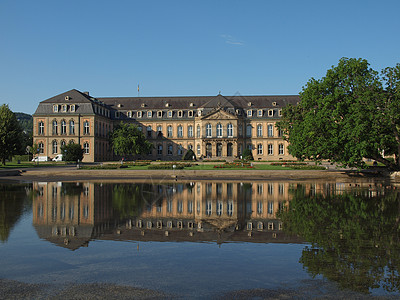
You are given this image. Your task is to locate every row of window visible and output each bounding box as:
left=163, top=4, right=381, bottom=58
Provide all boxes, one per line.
left=53, top=104, right=76, bottom=113
left=121, top=109, right=282, bottom=119
left=38, top=120, right=90, bottom=136
left=36, top=140, right=90, bottom=155
left=138, top=123, right=281, bottom=139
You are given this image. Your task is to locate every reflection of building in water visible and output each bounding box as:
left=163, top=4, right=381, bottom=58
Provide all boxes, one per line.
left=33, top=182, right=114, bottom=250
left=35, top=181, right=379, bottom=249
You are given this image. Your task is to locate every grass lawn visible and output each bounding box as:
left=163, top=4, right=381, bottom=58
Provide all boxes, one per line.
left=121, top=163, right=290, bottom=171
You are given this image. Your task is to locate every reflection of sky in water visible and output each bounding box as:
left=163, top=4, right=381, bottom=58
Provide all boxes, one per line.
left=1, top=211, right=307, bottom=297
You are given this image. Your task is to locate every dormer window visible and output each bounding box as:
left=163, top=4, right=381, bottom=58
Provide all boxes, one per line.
left=65, top=96, right=70, bottom=101
left=268, top=109, right=274, bottom=117
left=177, top=110, right=183, bottom=118
left=188, top=110, right=194, bottom=117
left=197, top=110, right=202, bottom=116
left=147, top=111, right=152, bottom=118
left=190, top=102, right=194, bottom=107
left=272, top=102, right=277, bottom=106
left=53, top=105, right=59, bottom=113
left=247, top=110, right=252, bottom=117
left=137, top=111, right=143, bottom=118
left=168, top=111, right=173, bottom=118
left=165, top=103, right=170, bottom=107
left=257, top=109, right=263, bottom=117
left=117, top=104, right=122, bottom=108
left=127, top=111, right=133, bottom=118
left=157, top=111, right=163, bottom=118
left=141, top=103, right=146, bottom=108
left=62, top=105, right=67, bottom=112
left=115, top=111, right=120, bottom=118
left=70, top=104, right=75, bottom=112
left=278, top=109, right=282, bottom=116
left=247, top=102, right=252, bottom=107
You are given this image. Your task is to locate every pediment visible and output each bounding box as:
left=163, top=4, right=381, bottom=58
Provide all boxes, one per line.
left=201, top=109, right=237, bottom=120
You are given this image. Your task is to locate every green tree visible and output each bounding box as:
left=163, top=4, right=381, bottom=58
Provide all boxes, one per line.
left=0, top=104, right=24, bottom=165
left=182, top=148, right=196, bottom=161
left=61, top=143, right=84, bottom=163
left=277, top=58, right=400, bottom=170
left=242, top=148, right=254, bottom=160
left=109, top=122, right=153, bottom=159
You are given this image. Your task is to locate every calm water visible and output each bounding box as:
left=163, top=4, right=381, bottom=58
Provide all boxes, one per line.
left=1, top=179, right=400, bottom=298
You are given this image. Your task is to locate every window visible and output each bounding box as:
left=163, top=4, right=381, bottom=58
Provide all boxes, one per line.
left=206, top=124, right=212, bottom=137
left=217, top=123, right=223, bottom=137
left=38, top=142, right=44, bottom=154
left=52, top=120, right=58, bottom=135
left=157, top=111, right=163, bottom=118
left=61, top=140, right=66, bottom=148
left=147, top=126, right=152, bottom=138
left=257, top=184, right=263, bottom=195
left=206, top=201, right=212, bottom=216
left=62, top=105, right=67, bottom=112
left=84, top=142, right=90, bottom=154
left=177, top=110, right=183, bottom=118
left=157, top=144, right=163, bottom=155
left=115, top=111, right=120, bottom=118
left=177, top=125, right=183, bottom=137
left=188, top=125, right=193, bottom=137
left=257, top=201, right=263, bottom=214
left=53, top=105, right=58, bottom=112
left=147, top=111, right=152, bottom=118
left=188, top=144, right=193, bottom=150
left=246, top=125, right=252, bottom=137
left=238, top=125, right=243, bottom=137
left=61, top=120, right=67, bottom=135
left=188, top=110, right=193, bottom=117
left=137, top=126, right=142, bottom=132
left=257, top=144, right=263, bottom=155
left=137, top=111, right=142, bottom=118
left=197, top=125, right=201, bottom=138
left=167, top=144, right=173, bottom=155
left=168, top=111, right=173, bottom=118
left=278, top=129, right=283, bottom=137
left=127, top=111, right=133, bottom=118
left=268, top=144, right=273, bottom=155
left=167, top=126, right=173, bottom=138
left=227, top=123, right=233, bottom=137
left=268, top=124, right=274, bottom=137
left=52, top=140, right=58, bottom=154
left=84, top=121, right=90, bottom=135
left=258, top=109, right=263, bottom=117
left=217, top=201, right=223, bottom=216
left=177, top=144, right=183, bottom=155
left=257, top=124, right=263, bottom=137
left=279, top=144, right=284, bottom=155
left=268, top=201, right=274, bottom=214
left=247, top=110, right=252, bottom=117
left=157, top=125, right=162, bottom=137
left=227, top=200, right=233, bottom=216
left=197, top=144, right=201, bottom=156
left=278, top=109, right=282, bottom=116
left=268, top=109, right=274, bottom=117
left=38, top=121, right=44, bottom=135
left=70, top=105, right=75, bottom=112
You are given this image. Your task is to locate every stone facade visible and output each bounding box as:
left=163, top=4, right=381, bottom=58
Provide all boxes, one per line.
left=33, top=89, right=299, bottom=162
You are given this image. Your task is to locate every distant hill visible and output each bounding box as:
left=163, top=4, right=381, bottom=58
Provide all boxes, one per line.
left=15, top=112, right=33, bottom=133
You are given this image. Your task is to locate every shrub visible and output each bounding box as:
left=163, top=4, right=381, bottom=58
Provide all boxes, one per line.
left=242, top=149, right=254, bottom=161
left=182, top=149, right=196, bottom=161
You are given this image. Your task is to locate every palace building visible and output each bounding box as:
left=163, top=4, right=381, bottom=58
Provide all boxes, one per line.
left=33, top=89, right=299, bottom=162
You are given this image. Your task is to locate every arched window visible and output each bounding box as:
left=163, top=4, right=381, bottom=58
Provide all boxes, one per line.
left=279, top=144, right=284, bottom=155
left=197, top=144, right=201, bottom=156
left=157, top=144, right=163, bottom=155
left=167, top=144, right=173, bottom=155
left=268, top=144, right=273, bottom=155
left=268, top=124, right=274, bottom=137
left=246, top=124, right=252, bottom=137
left=52, top=120, right=58, bottom=135
left=206, top=124, right=212, bottom=138
left=38, top=121, right=44, bottom=135
left=197, top=125, right=201, bottom=138
left=257, top=124, right=263, bottom=137
left=177, top=125, right=183, bottom=137
left=188, top=125, right=193, bottom=138
left=227, top=123, right=233, bottom=137
left=84, top=142, right=90, bottom=154
left=177, top=144, right=183, bottom=155
left=69, top=120, right=75, bottom=135
left=147, top=126, right=152, bottom=138
left=52, top=140, right=58, bottom=154
left=38, top=142, right=44, bottom=154
left=257, top=144, right=263, bottom=155
left=84, top=121, right=90, bottom=135
left=217, top=123, right=223, bottom=138
left=167, top=126, right=173, bottom=137
left=61, top=140, right=66, bottom=149
left=61, top=120, right=67, bottom=135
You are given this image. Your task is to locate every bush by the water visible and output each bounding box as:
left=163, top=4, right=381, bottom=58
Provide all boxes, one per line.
left=148, top=163, right=194, bottom=170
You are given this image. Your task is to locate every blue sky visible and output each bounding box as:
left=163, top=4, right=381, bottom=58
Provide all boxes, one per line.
left=1, top=0, right=399, bottom=114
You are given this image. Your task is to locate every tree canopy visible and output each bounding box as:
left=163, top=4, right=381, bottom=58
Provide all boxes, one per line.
left=277, top=58, right=400, bottom=170
left=61, top=143, right=84, bottom=163
left=0, top=104, right=24, bottom=165
left=109, top=122, right=153, bottom=159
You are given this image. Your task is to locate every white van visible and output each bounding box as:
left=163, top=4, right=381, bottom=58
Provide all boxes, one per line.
left=32, top=156, right=49, bottom=162
left=52, top=154, right=63, bottom=162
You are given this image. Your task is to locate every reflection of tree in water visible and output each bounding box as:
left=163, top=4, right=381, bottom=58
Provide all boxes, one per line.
left=0, top=184, right=30, bottom=242
left=279, top=185, right=400, bottom=294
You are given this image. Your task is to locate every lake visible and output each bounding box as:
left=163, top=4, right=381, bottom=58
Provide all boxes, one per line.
left=0, top=179, right=399, bottom=299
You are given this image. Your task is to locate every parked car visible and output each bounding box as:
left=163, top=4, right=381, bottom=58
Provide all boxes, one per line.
left=52, top=154, right=63, bottom=162
left=32, top=156, right=49, bottom=162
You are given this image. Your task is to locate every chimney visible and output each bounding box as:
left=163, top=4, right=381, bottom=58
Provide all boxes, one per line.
left=83, top=91, right=90, bottom=96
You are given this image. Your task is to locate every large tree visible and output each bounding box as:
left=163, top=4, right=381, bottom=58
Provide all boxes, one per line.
left=109, top=122, right=153, bottom=159
left=0, top=104, right=24, bottom=165
left=277, top=58, right=400, bottom=170
left=61, top=143, right=84, bottom=163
